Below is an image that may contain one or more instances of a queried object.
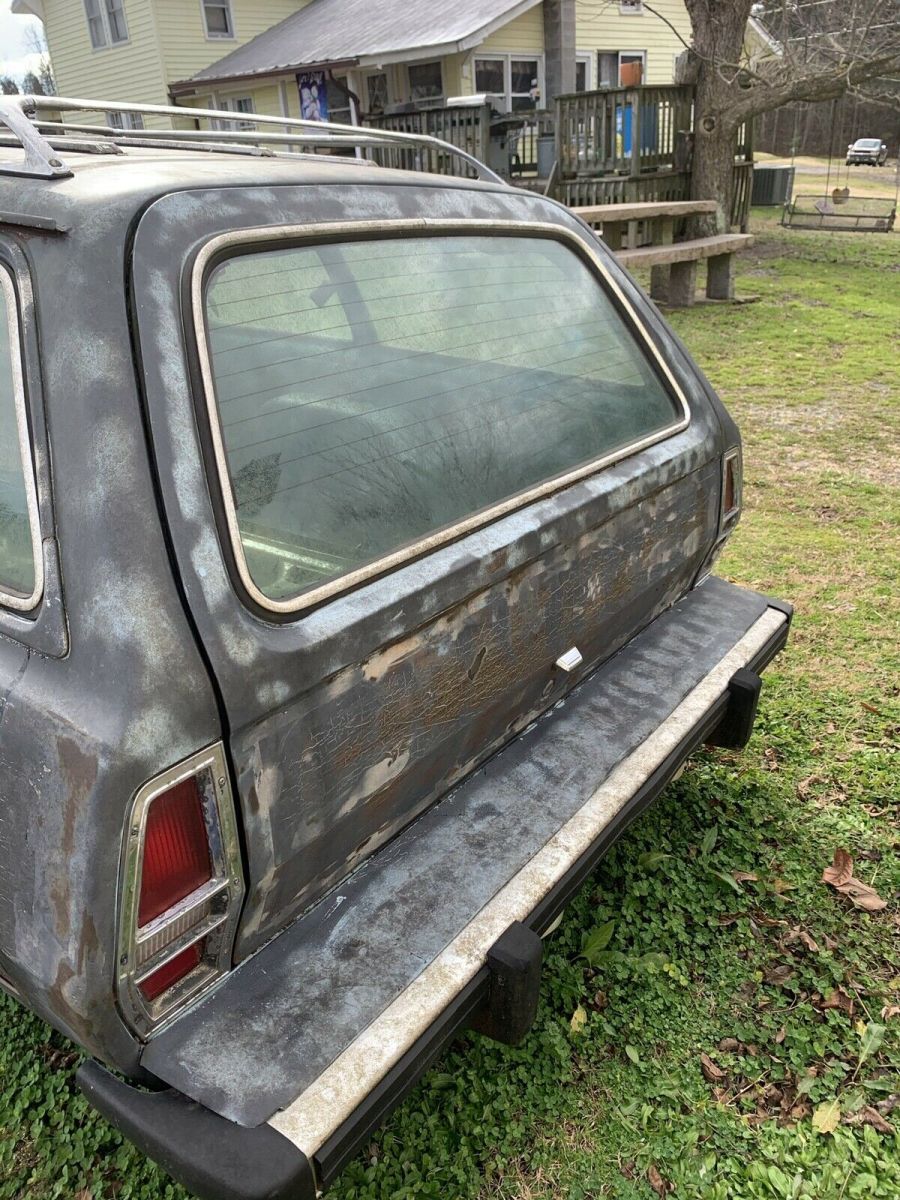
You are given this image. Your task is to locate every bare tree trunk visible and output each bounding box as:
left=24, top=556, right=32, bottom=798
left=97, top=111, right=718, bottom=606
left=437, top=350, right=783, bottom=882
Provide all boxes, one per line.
left=685, top=0, right=754, bottom=235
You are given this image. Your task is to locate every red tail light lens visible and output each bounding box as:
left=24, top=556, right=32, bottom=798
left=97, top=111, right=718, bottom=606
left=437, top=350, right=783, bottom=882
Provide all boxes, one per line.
left=139, top=941, right=204, bottom=1002
left=138, top=778, right=212, bottom=927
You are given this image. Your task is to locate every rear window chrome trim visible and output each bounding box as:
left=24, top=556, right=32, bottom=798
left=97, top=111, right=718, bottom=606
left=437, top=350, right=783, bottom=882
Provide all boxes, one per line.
left=0, top=266, right=44, bottom=612
left=191, top=218, right=691, bottom=617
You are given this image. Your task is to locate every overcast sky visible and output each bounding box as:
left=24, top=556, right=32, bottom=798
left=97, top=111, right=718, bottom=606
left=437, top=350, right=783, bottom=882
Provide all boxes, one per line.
left=1, top=0, right=44, bottom=83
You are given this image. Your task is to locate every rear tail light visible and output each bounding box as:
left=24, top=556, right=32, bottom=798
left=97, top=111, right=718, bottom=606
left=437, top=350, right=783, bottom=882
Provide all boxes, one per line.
left=117, top=745, right=244, bottom=1036
left=138, top=778, right=212, bottom=926
left=139, top=941, right=204, bottom=1002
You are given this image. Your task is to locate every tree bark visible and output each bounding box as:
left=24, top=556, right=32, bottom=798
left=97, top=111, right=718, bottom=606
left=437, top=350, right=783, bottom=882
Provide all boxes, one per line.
left=684, top=0, right=753, bottom=236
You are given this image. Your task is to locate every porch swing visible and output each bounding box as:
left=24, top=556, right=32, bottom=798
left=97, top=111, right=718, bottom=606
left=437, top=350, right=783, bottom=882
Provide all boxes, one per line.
left=782, top=97, right=898, bottom=232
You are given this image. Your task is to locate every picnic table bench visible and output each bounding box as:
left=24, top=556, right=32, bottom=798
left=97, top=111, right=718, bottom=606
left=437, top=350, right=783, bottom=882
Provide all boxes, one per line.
left=572, top=199, right=754, bottom=307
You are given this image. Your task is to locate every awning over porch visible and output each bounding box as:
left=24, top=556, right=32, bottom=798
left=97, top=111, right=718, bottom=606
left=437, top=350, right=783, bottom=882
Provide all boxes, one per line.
left=179, top=0, right=544, bottom=89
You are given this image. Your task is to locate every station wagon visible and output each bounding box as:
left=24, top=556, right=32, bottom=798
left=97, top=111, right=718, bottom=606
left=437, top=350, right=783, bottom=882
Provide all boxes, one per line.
left=0, top=95, right=790, bottom=1200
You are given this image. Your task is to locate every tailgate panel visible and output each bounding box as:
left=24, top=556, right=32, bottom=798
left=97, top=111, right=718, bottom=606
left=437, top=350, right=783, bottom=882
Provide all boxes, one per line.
left=234, top=459, right=719, bottom=956
left=143, top=577, right=780, bottom=1127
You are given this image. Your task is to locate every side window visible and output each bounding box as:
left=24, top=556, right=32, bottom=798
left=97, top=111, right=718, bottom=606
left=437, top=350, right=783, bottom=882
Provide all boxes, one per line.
left=0, top=270, right=41, bottom=608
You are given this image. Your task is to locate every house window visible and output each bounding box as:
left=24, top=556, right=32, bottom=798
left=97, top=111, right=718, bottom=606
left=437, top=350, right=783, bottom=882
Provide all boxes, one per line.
left=365, top=72, right=389, bottom=114
left=84, top=0, right=129, bottom=48
left=107, top=111, right=145, bottom=130
left=216, top=97, right=255, bottom=131
left=203, top=1, right=234, bottom=38
left=407, top=61, right=443, bottom=105
left=619, top=0, right=644, bottom=12
left=326, top=77, right=353, bottom=124
left=474, top=54, right=544, bottom=111
left=474, top=57, right=504, bottom=97
left=598, top=50, right=646, bottom=87
left=575, top=53, right=592, bottom=92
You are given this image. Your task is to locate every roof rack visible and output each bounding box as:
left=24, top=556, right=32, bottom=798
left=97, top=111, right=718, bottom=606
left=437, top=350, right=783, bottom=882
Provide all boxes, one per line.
left=0, top=95, right=504, bottom=185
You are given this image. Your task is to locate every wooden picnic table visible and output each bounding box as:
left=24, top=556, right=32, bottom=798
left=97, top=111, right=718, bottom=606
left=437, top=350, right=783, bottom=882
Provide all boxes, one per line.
left=571, top=199, right=752, bottom=306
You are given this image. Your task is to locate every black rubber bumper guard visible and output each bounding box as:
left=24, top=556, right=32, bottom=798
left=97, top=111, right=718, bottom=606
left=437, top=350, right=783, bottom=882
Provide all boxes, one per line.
left=78, top=600, right=791, bottom=1200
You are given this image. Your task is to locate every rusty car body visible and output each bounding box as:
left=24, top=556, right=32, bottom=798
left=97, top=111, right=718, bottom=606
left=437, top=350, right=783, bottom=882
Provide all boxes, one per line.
left=0, top=95, right=790, bottom=1200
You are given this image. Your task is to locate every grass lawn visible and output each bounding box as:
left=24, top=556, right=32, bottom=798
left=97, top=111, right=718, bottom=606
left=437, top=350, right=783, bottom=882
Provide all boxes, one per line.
left=0, top=214, right=897, bottom=1200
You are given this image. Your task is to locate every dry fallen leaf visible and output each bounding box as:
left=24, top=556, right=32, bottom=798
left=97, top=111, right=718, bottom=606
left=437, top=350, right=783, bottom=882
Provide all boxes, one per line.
left=569, top=1005, right=587, bottom=1034
left=785, top=927, right=820, bottom=953
left=839, top=879, right=888, bottom=912
left=775, top=1026, right=786, bottom=1044
left=881, top=1004, right=900, bottom=1021
left=764, top=963, right=794, bottom=987
left=822, top=848, right=854, bottom=887
left=821, top=849, right=888, bottom=912
left=718, top=912, right=743, bottom=926
left=700, top=1051, right=727, bottom=1082
left=733, top=871, right=759, bottom=883
left=845, top=1106, right=893, bottom=1135
left=753, top=911, right=788, bottom=928
left=718, top=1037, right=741, bottom=1052
left=812, top=1099, right=841, bottom=1134
left=820, top=987, right=854, bottom=1016
left=647, top=1164, right=672, bottom=1198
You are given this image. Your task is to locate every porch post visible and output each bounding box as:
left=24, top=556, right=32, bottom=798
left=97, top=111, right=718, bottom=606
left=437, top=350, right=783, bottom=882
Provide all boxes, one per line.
left=543, top=0, right=576, bottom=103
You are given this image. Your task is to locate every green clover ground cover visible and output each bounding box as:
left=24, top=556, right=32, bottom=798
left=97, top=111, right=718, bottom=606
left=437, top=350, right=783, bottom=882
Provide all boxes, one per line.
left=0, top=216, right=896, bottom=1199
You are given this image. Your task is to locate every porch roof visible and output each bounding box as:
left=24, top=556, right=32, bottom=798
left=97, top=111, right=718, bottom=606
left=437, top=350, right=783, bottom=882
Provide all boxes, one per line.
left=182, top=0, right=543, bottom=88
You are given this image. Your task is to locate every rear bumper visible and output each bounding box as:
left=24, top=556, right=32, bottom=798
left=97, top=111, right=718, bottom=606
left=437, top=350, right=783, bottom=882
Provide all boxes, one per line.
left=79, top=581, right=791, bottom=1200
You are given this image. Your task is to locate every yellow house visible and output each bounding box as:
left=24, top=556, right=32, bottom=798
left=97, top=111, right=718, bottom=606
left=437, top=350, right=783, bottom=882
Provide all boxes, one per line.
left=13, top=0, right=710, bottom=130
left=175, top=0, right=699, bottom=125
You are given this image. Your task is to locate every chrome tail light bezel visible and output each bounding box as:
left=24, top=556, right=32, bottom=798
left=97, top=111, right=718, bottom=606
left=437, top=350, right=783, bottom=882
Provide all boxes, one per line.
left=117, top=743, right=245, bottom=1038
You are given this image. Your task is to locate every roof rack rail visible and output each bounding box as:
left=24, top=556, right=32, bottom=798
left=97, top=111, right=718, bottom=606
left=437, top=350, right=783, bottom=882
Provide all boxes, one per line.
left=0, top=95, right=505, bottom=185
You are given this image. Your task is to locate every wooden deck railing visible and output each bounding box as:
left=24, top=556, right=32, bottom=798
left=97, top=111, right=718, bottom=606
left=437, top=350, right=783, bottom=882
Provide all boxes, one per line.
left=555, top=85, right=694, bottom=179
left=554, top=85, right=753, bottom=230
left=364, top=87, right=753, bottom=231
left=364, top=105, right=490, bottom=177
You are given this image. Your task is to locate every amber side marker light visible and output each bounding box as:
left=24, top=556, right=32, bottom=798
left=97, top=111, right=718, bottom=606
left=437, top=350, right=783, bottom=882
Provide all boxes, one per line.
left=722, top=447, right=742, bottom=523
left=117, top=745, right=245, bottom=1036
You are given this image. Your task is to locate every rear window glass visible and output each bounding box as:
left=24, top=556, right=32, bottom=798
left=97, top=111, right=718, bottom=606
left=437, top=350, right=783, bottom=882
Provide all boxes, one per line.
left=203, top=234, right=682, bottom=604
left=0, top=270, right=38, bottom=605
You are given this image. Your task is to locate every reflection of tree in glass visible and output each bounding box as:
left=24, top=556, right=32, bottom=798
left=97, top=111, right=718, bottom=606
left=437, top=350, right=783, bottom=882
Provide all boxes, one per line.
left=233, top=453, right=282, bottom=517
